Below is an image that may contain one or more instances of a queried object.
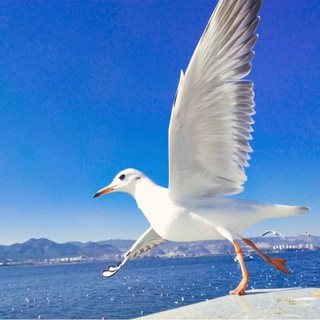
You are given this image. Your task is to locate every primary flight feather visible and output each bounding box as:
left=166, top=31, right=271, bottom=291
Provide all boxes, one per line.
left=93, top=0, right=309, bottom=295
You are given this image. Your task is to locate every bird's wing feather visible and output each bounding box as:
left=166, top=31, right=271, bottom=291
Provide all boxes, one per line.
left=261, top=230, right=272, bottom=237
left=261, top=230, right=286, bottom=240
left=169, top=0, right=262, bottom=202
left=102, top=227, right=167, bottom=277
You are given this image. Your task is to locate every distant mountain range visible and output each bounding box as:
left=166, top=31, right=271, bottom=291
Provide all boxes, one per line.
left=0, top=235, right=318, bottom=265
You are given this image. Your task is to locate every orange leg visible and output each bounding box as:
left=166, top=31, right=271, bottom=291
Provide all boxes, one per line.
left=242, top=237, right=291, bottom=274
left=230, top=240, right=249, bottom=295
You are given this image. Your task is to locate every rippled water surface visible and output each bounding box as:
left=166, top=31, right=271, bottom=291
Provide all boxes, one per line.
left=0, top=251, right=319, bottom=319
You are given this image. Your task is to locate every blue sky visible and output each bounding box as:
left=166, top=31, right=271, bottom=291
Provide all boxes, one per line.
left=1, top=1, right=319, bottom=245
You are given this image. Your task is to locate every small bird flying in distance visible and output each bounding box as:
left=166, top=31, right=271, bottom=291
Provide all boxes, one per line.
left=93, top=0, right=309, bottom=295
left=261, top=230, right=286, bottom=241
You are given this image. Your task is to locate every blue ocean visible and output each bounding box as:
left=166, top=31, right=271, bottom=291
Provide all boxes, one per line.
left=0, top=251, right=319, bottom=319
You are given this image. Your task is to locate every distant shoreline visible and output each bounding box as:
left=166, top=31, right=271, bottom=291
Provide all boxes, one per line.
left=1, top=246, right=319, bottom=268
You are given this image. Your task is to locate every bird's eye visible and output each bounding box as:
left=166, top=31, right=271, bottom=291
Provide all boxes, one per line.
left=119, top=174, right=126, bottom=181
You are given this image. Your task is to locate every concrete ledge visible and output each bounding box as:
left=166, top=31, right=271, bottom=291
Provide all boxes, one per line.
left=138, top=288, right=320, bottom=319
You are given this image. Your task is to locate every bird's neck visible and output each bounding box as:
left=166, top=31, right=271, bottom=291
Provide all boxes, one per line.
left=130, top=176, right=168, bottom=222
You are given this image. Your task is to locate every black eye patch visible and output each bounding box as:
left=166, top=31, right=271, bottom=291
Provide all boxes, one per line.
left=119, top=174, right=126, bottom=181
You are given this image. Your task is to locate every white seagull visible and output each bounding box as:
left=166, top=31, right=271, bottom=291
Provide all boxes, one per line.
left=93, top=0, right=309, bottom=295
left=261, top=230, right=286, bottom=241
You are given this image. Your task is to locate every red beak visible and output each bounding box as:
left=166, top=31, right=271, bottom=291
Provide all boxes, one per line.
left=93, top=186, right=114, bottom=198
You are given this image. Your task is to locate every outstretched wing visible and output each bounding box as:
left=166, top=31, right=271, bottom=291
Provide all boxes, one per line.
left=262, top=230, right=286, bottom=240
left=169, top=0, right=262, bottom=202
left=102, top=227, right=167, bottom=277
left=261, top=230, right=273, bottom=237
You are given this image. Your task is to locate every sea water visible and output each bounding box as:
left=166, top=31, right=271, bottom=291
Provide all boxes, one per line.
left=0, top=251, right=319, bottom=319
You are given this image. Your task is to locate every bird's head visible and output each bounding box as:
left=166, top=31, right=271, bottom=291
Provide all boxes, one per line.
left=93, top=168, right=144, bottom=198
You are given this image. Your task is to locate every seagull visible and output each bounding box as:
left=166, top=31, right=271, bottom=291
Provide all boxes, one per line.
left=261, top=230, right=286, bottom=240
left=93, top=0, right=309, bottom=295
left=306, top=232, right=311, bottom=237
